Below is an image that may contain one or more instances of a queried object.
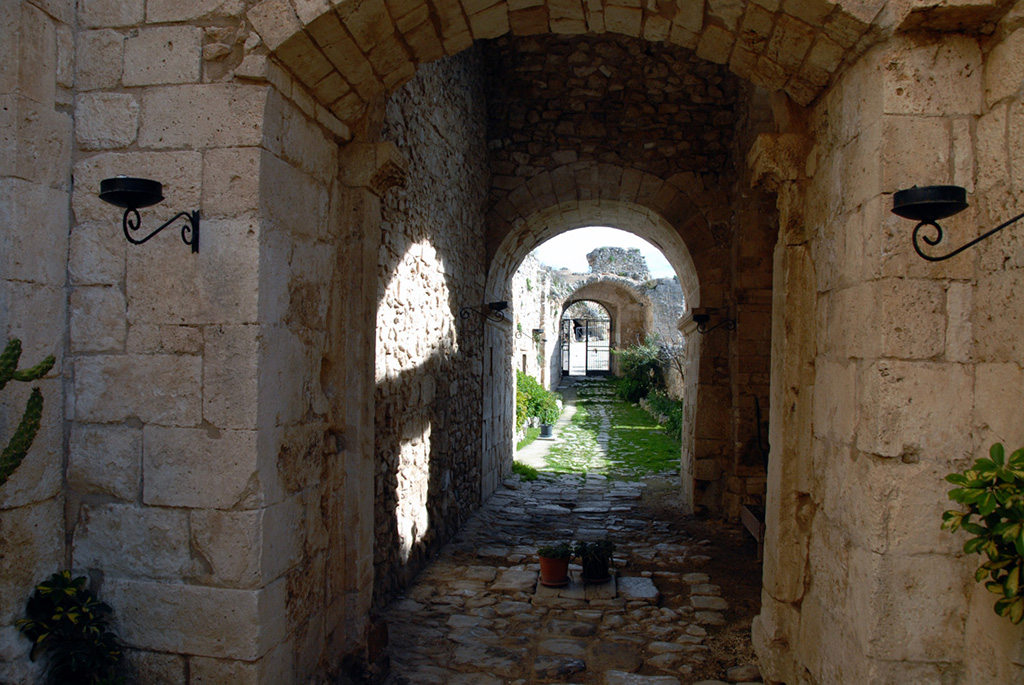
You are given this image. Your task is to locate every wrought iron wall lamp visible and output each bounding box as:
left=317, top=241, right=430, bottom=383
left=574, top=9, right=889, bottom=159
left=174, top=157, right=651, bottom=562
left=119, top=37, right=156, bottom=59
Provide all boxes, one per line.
left=99, top=176, right=200, bottom=253
left=692, top=309, right=736, bottom=335
left=459, top=301, right=508, bottom=323
left=892, top=184, right=1024, bottom=262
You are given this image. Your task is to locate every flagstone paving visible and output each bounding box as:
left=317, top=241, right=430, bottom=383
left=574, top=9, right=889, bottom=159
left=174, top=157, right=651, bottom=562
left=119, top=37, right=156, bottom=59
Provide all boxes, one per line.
left=379, top=471, right=762, bottom=684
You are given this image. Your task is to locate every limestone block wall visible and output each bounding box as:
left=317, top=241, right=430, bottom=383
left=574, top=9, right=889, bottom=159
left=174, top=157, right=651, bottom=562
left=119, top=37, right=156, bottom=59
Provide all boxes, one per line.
left=509, top=253, right=557, bottom=386
left=754, top=21, right=1024, bottom=683
left=59, top=0, right=367, bottom=677
left=0, top=1, right=71, bottom=681
left=373, top=52, right=488, bottom=607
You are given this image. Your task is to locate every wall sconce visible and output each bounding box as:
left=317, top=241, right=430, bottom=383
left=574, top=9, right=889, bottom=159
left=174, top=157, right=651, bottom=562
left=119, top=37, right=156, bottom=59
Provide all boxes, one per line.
left=692, top=308, right=736, bottom=335
left=459, top=301, right=507, bottom=323
left=100, top=176, right=200, bottom=253
left=892, top=185, right=1024, bottom=262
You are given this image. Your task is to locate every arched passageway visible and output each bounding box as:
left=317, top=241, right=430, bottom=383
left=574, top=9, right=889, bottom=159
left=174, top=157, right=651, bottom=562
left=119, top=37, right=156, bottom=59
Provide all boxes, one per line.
left=27, top=0, right=1024, bottom=683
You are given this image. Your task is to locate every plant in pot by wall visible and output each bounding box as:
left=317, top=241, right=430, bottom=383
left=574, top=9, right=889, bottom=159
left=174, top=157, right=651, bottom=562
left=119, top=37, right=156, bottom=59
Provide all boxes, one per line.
left=574, top=539, right=616, bottom=583
left=943, top=443, right=1024, bottom=623
left=538, top=400, right=560, bottom=439
left=16, top=570, right=123, bottom=684
left=537, top=542, right=572, bottom=587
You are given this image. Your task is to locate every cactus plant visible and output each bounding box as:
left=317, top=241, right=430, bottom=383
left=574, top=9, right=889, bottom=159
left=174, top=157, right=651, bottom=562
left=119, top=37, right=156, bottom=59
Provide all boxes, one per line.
left=0, top=338, right=55, bottom=488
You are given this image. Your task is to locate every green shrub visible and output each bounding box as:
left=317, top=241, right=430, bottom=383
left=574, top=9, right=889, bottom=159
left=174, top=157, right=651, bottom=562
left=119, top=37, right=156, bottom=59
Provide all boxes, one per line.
left=614, top=336, right=664, bottom=403
left=645, top=390, right=682, bottom=437
left=943, top=443, right=1024, bottom=623
left=516, top=371, right=560, bottom=427
left=17, top=571, right=123, bottom=684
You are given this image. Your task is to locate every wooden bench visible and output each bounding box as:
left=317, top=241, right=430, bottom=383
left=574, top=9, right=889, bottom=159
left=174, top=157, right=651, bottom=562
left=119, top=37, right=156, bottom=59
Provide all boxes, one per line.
left=740, top=504, right=766, bottom=562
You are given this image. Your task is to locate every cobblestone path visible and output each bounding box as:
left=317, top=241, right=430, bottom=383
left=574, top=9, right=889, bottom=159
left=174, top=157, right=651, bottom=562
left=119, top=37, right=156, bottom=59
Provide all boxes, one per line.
left=380, top=472, right=762, bottom=685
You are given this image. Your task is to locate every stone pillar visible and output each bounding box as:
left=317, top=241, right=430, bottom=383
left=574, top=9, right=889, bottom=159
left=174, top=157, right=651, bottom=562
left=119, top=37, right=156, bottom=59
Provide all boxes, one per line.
left=747, top=130, right=814, bottom=683
left=0, top=3, right=71, bottom=681
left=338, top=141, right=404, bottom=663
left=677, top=318, right=700, bottom=514
left=482, top=315, right=513, bottom=499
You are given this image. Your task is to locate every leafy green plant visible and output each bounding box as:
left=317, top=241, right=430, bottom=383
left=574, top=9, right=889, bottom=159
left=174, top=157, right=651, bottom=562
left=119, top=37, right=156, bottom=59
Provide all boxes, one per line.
left=537, top=542, right=572, bottom=559
left=644, top=390, right=683, bottom=437
left=1, top=338, right=55, bottom=487
left=511, top=460, right=539, bottom=481
left=942, top=443, right=1024, bottom=623
left=16, top=571, right=123, bottom=684
left=573, top=539, right=616, bottom=581
left=614, top=336, right=664, bottom=403
left=516, top=371, right=560, bottom=427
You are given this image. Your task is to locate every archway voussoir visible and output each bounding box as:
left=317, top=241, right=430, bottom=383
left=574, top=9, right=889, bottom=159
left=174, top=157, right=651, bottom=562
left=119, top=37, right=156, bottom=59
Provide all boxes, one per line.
left=249, top=0, right=304, bottom=52
left=509, top=6, right=550, bottom=34
left=402, top=20, right=447, bottom=61
left=605, top=6, right=644, bottom=37
left=278, top=32, right=336, bottom=87
left=550, top=165, right=577, bottom=204
left=752, top=56, right=788, bottom=90
left=618, top=167, right=643, bottom=204
left=643, top=15, right=672, bottom=42
left=823, top=9, right=871, bottom=48
left=469, top=4, right=511, bottom=40
left=785, top=77, right=818, bottom=107
left=696, top=24, right=735, bottom=64
left=636, top=173, right=665, bottom=207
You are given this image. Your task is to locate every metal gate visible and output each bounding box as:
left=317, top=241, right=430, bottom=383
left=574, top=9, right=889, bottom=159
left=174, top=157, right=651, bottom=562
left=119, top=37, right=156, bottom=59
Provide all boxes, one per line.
left=560, top=317, right=611, bottom=376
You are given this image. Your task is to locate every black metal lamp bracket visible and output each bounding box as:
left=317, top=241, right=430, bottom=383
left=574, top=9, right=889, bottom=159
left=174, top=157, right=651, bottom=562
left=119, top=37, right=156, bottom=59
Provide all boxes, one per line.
left=459, top=307, right=506, bottom=323
left=912, top=212, right=1024, bottom=262
left=695, top=318, right=737, bottom=335
left=100, top=176, right=200, bottom=254
left=893, top=184, right=1024, bottom=262
left=123, top=208, right=200, bottom=253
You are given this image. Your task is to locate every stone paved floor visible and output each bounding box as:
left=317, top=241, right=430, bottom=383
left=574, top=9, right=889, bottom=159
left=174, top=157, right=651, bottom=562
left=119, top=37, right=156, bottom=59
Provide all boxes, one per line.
left=379, top=472, right=762, bottom=685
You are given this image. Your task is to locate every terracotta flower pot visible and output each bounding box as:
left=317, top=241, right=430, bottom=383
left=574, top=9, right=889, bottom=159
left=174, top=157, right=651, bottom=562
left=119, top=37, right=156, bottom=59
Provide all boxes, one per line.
left=538, top=556, right=570, bottom=587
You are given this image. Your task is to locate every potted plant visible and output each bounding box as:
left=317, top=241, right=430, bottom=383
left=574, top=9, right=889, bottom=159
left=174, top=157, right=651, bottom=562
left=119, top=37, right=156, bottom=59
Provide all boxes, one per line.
left=537, top=542, right=572, bottom=587
left=574, top=539, right=615, bottom=583
left=538, top=397, right=560, bottom=439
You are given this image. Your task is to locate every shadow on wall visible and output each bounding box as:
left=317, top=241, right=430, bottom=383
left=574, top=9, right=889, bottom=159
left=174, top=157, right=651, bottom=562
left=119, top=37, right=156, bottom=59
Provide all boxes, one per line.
left=372, top=334, right=484, bottom=606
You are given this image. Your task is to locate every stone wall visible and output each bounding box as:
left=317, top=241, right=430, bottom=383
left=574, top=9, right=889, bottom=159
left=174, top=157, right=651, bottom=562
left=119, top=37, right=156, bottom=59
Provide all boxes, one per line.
left=509, top=254, right=559, bottom=387
left=0, top=2, right=71, bottom=681
left=753, top=19, right=1024, bottom=683
left=373, top=51, right=489, bottom=606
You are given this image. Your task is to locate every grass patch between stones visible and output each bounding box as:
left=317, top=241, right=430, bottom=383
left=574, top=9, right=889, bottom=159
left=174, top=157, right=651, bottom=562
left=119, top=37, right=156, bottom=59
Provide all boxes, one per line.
left=543, top=378, right=680, bottom=479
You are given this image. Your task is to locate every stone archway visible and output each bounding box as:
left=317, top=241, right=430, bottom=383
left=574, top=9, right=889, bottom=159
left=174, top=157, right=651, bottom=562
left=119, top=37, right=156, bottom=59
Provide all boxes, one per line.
left=246, top=0, right=883, bottom=132
left=482, top=195, right=715, bottom=514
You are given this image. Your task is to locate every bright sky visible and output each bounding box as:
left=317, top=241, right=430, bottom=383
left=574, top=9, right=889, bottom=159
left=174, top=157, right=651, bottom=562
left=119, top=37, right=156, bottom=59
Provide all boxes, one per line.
left=530, top=227, right=676, bottom=279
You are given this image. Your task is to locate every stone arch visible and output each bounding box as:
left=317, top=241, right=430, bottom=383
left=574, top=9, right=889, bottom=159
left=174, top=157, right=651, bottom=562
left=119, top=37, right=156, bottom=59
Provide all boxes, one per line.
left=482, top=193, right=711, bottom=512
left=484, top=167, right=714, bottom=307
left=247, top=0, right=884, bottom=130
left=559, top=276, right=657, bottom=375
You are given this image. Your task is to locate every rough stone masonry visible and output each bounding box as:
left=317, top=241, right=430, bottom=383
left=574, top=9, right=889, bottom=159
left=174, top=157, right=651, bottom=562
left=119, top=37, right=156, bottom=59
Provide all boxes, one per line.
left=3, top=0, right=1024, bottom=683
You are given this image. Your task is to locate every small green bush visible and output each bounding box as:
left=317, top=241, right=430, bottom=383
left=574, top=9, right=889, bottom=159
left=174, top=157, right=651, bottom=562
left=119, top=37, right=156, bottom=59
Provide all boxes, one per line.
left=17, top=571, right=123, bottom=684
left=614, top=336, right=664, bottom=403
left=645, top=390, right=682, bottom=437
left=516, top=371, right=560, bottom=427
left=943, top=443, right=1024, bottom=623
